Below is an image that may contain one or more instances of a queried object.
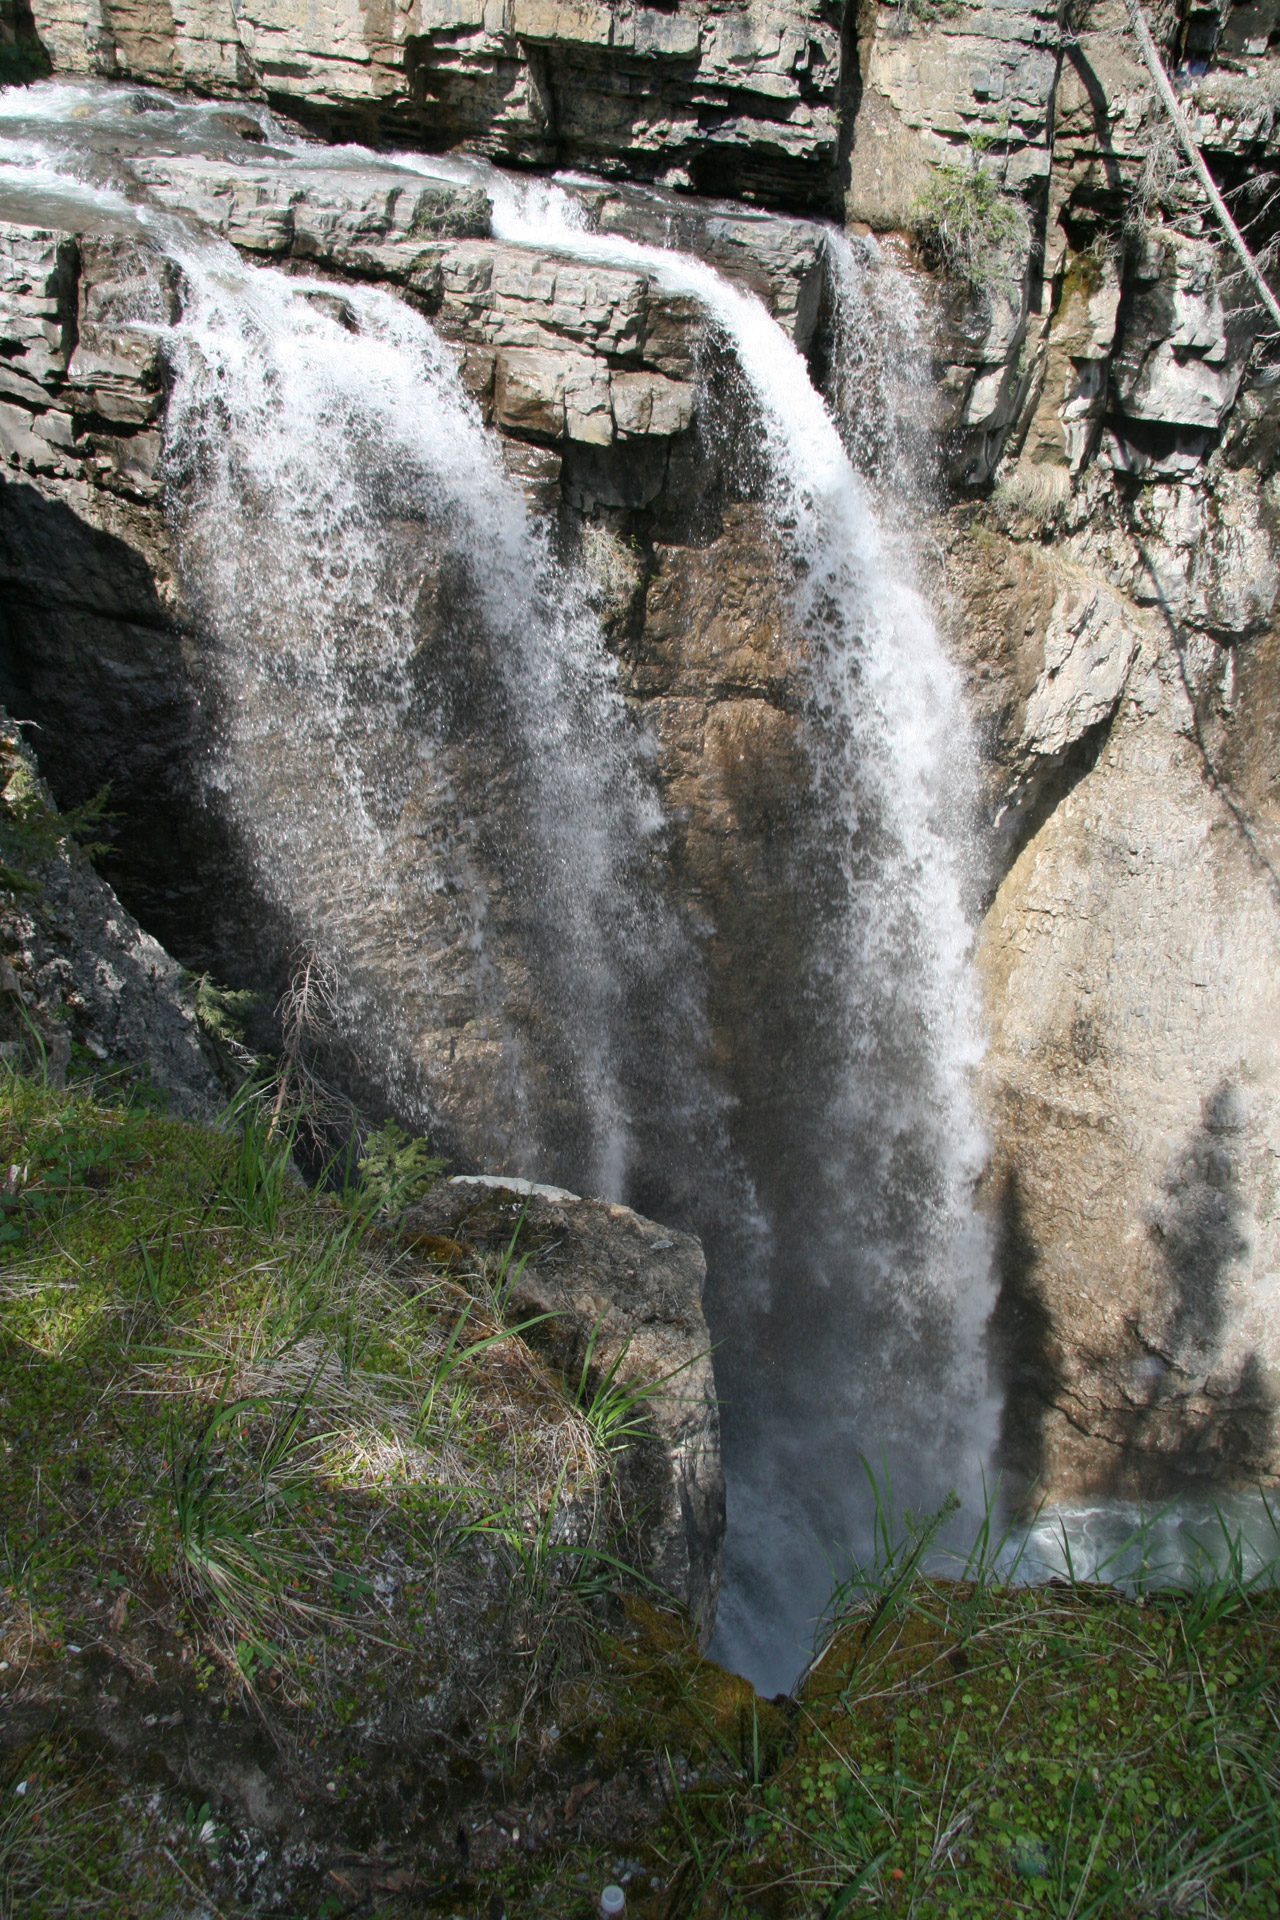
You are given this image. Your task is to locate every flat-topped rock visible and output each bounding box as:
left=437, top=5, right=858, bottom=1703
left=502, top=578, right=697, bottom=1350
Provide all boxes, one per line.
left=132, top=152, right=491, bottom=257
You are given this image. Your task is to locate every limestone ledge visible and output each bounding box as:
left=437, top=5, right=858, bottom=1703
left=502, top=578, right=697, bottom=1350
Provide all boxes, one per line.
left=0, top=220, right=698, bottom=497
left=28, top=0, right=845, bottom=201
left=0, top=148, right=837, bottom=487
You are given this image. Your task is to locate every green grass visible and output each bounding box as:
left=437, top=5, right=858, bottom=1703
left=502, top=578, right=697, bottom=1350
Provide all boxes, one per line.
left=1, top=1068, right=1277, bottom=1915
left=535, top=1495, right=1280, bottom=1920
left=0, top=1067, right=616, bottom=1653
left=0, top=1731, right=216, bottom=1919
left=0, top=1066, right=641, bottom=1912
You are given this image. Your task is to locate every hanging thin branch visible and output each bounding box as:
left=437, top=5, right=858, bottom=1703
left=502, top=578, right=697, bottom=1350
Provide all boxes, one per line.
left=1123, top=0, right=1280, bottom=334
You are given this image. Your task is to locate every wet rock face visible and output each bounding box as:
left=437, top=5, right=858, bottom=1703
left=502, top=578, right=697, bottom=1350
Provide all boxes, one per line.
left=0, top=168, right=812, bottom=1188
left=401, top=1175, right=724, bottom=1639
left=28, top=0, right=848, bottom=206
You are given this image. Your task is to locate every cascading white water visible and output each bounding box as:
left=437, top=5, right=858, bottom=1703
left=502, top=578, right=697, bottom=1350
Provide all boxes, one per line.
left=0, top=84, right=719, bottom=1201
left=434, top=168, right=1000, bottom=1685
left=0, top=81, right=998, bottom=1690
left=823, top=227, right=937, bottom=507
left=161, top=243, right=699, bottom=1201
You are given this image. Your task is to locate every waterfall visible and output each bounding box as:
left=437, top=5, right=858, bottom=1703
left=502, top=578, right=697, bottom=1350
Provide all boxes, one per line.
left=160, top=244, right=709, bottom=1203
left=0, top=86, right=718, bottom=1200
left=0, top=82, right=997, bottom=1690
left=444, top=170, right=998, bottom=1686
left=823, top=227, right=936, bottom=508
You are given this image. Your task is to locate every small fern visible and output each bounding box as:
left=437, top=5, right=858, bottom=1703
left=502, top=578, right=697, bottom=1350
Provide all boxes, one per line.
left=0, top=733, right=110, bottom=896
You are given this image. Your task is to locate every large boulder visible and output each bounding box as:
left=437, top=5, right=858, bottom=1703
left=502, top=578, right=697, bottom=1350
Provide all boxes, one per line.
left=401, top=1174, right=725, bottom=1640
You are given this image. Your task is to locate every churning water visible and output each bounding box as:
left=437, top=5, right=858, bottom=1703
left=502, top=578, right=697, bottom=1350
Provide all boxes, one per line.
left=0, top=80, right=996, bottom=1689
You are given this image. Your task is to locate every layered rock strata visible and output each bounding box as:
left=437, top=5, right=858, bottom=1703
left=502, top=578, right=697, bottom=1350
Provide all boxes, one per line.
left=25, top=0, right=847, bottom=203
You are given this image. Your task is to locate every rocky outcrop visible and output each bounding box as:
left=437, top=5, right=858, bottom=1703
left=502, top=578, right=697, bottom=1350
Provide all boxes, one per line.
left=945, top=442, right=1280, bottom=1499
left=0, top=713, right=223, bottom=1117
left=26, top=0, right=847, bottom=203
left=977, top=644, right=1280, bottom=1498
left=821, top=11, right=1280, bottom=1507
left=403, top=1174, right=724, bottom=1637
left=845, top=0, right=1061, bottom=221
left=941, top=528, right=1151, bottom=856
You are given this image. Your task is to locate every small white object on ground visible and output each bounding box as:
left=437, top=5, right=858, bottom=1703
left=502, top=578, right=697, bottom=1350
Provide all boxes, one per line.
left=600, top=1887, right=626, bottom=1918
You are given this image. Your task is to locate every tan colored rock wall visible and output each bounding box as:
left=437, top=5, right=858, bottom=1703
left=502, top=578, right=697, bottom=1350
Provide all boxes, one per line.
left=977, top=656, right=1280, bottom=1499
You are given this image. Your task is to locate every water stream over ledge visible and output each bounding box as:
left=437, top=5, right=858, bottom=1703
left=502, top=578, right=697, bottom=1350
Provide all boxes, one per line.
left=0, top=78, right=997, bottom=1691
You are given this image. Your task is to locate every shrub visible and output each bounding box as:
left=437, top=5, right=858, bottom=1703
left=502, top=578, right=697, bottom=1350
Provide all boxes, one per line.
left=911, top=156, right=1029, bottom=294
left=0, top=731, right=108, bottom=897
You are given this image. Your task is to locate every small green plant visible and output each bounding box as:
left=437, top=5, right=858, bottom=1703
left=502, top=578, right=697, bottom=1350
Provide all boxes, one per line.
left=894, top=0, right=962, bottom=27
left=414, top=1299, right=553, bottom=1438
left=462, top=1461, right=642, bottom=1611
left=812, top=1454, right=963, bottom=1676
left=354, top=1117, right=445, bottom=1214
left=572, top=1315, right=703, bottom=1458
left=191, top=974, right=266, bottom=1064
left=165, top=1381, right=296, bottom=1639
left=137, top=1227, right=179, bottom=1311
left=0, top=1106, right=124, bottom=1246
left=487, top=1193, right=533, bottom=1311
left=223, top=1084, right=298, bottom=1232
left=0, top=743, right=109, bottom=897
left=181, top=1798, right=226, bottom=1853
left=911, top=153, right=1029, bottom=294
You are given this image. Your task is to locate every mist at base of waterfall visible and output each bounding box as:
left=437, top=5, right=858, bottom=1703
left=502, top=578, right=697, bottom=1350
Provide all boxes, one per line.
left=1000, top=1492, right=1280, bottom=1593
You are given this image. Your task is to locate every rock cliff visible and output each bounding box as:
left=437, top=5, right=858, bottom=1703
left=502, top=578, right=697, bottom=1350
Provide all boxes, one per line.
left=5, top=0, right=1280, bottom=1512
left=24, top=0, right=847, bottom=201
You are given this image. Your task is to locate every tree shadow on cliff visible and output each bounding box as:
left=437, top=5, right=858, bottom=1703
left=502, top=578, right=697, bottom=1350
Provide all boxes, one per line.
left=1061, top=37, right=1125, bottom=204
left=1091, top=1081, right=1276, bottom=1498
left=987, top=1165, right=1063, bottom=1507
left=1123, top=501, right=1280, bottom=905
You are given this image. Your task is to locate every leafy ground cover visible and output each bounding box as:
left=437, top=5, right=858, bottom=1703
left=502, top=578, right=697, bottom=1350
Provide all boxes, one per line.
left=1, top=1069, right=1278, bottom=1917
